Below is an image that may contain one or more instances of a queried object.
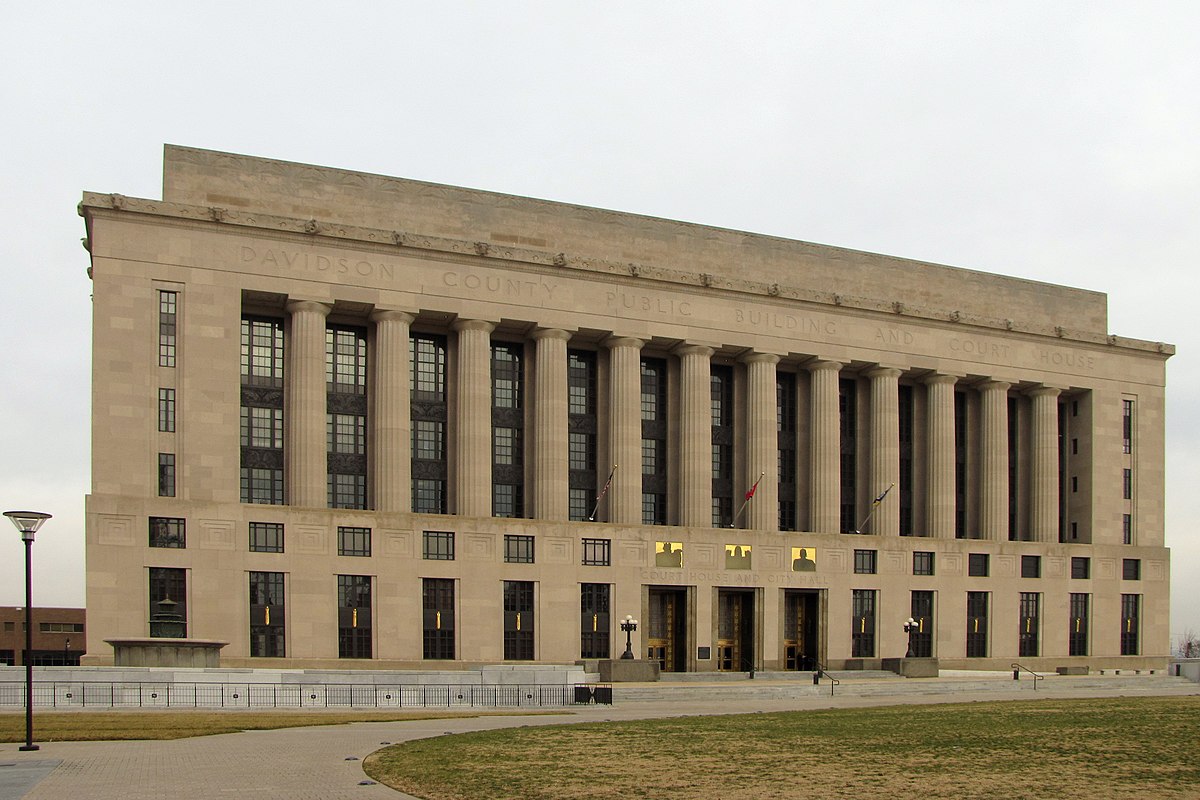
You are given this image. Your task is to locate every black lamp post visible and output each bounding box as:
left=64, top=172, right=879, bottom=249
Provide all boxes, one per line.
left=5, top=510, right=51, bottom=752
left=620, top=614, right=639, bottom=660
left=903, top=616, right=918, bottom=659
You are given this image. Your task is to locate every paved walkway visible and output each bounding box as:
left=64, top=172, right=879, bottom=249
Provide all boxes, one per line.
left=1, top=675, right=1196, bottom=800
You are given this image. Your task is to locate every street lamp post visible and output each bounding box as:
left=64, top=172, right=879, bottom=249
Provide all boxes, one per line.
left=5, top=510, right=51, bottom=752
left=620, top=614, right=639, bottom=660
left=903, top=616, right=918, bottom=659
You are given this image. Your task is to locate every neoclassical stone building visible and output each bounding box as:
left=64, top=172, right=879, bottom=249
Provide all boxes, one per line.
left=80, top=146, right=1172, bottom=672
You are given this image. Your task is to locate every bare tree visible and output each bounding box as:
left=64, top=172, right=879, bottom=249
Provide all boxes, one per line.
left=1178, top=629, right=1199, bottom=659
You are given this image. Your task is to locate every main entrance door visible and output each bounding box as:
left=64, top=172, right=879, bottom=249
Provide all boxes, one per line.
left=783, top=590, right=819, bottom=670
left=647, top=587, right=687, bottom=672
left=717, top=589, right=755, bottom=672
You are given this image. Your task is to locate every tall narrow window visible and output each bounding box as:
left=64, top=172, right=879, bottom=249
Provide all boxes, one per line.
left=158, top=290, right=177, bottom=367
left=492, top=342, right=524, bottom=518
left=503, top=580, right=534, bottom=660
left=1123, top=468, right=1132, bottom=500
left=1122, top=399, right=1133, bottom=454
left=1069, top=593, right=1089, bottom=656
left=1007, top=396, right=1018, bottom=541
left=422, top=578, right=455, bottom=660
left=954, top=390, right=968, bottom=538
left=966, top=592, right=989, bottom=657
left=898, top=384, right=914, bottom=536
left=240, top=316, right=284, bottom=505
left=249, top=571, right=285, bottom=657
left=411, top=333, right=448, bottom=513
left=1120, top=594, right=1140, bottom=656
left=851, top=589, right=876, bottom=657
left=337, top=575, right=371, bottom=659
left=157, top=453, right=176, bottom=498
left=910, top=591, right=933, bottom=657
left=1123, top=514, right=1133, bottom=545
left=327, top=326, right=367, bottom=510
left=711, top=365, right=734, bottom=527
left=568, top=350, right=598, bottom=521
left=1019, top=592, right=1040, bottom=658
left=149, top=567, right=187, bottom=638
left=839, top=379, right=858, bottom=534
left=641, top=357, right=668, bottom=525
left=158, top=388, right=176, bottom=432
left=777, top=374, right=797, bottom=531
left=580, top=583, right=611, bottom=659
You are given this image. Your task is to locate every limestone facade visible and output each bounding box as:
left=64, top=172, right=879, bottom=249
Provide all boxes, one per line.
left=79, top=146, right=1173, bottom=672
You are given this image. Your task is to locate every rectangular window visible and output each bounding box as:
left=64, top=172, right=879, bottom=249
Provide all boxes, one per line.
left=504, top=534, right=535, bottom=564
left=777, top=374, right=797, bottom=532
left=411, top=333, right=448, bottom=514
left=249, top=571, right=285, bottom=658
left=241, top=317, right=285, bottom=387
left=1019, top=592, right=1040, bottom=658
left=1021, top=555, right=1041, bottom=578
left=328, top=473, right=366, bottom=510
left=241, top=407, right=284, bottom=449
left=1071, top=557, right=1090, bottom=579
left=711, top=365, right=734, bottom=528
left=158, top=290, right=177, bottom=367
left=158, top=388, right=176, bottom=432
left=249, top=522, right=284, bottom=553
left=968, top=553, right=989, bottom=577
left=1122, top=399, right=1133, bottom=454
left=327, top=326, right=368, bottom=510
left=851, top=589, right=876, bottom=658
left=966, top=592, right=989, bottom=658
left=910, top=591, right=933, bottom=658
left=157, top=453, right=176, bottom=498
left=1071, top=475, right=1078, bottom=493
left=641, top=357, right=668, bottom=525
left=422, top=578, right=455, bottom=660
left=1123, top=514, right=1133, bottom=545
left=840, top=378, right=858, bottom=534
left=1123, top=468, right=1132, bottom=500
left=568, top=349, right=598, bottom=522
left=39, top=622, right=85, bottom=633
left=149, top=517, right=185, bottom=549
left=492, top=342, right=525, bottom=518
left=327, top=413, right=366, bottom=455
left=1069, top=593, right=1090, bottom=656
left=241, top=467, right=284, bottom=506
left=913, top=551, right=935, bottom=576
left=241, top=316, right=286, bottom=507
left=149, top=567, right=187, bottom=638
left=580, top=583, right=610, bottom=659
left=582, top=538, right=611, bottom=567
left=853, top=549, right=877, bottom=575
left=422, top=530, right=455, bottom=561
left=337, top=575, right=372, bottom=659
left=1120, top=594, right=1140, bottom=655
left=326, top=327, right=368, bottom=393
left=1122, top=559, right=1141, bottom=581
left=954, top=390, right=968, bottom=538
left=898, top=384, right=914, bottom=536
left=503, top=580, right=535, bottom=660
left=337, top=526, right=371, bottom=557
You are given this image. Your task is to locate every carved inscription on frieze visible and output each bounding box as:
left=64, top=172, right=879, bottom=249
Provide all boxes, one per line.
left=443, top=271, right=559, bottom=301
left=240, top=246, right=398, bottom=280
left=606, top=290, right=693, bottom=317
left=735, top=309, right=837, bottom=334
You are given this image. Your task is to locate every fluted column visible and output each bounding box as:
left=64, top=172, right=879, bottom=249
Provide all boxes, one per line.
left=453, top=319, right=496, bottom=518
left=807, top=360, right=842, bottom=534
left=285, top=300, right=331, bottom=508
left=371, top=309, right=415, bottom=513
left=1029, top=385, right=1062, bottom=543
left=979, top=379, right=1012, bottom=540
left=532, top=328, right=571, bottom=521
left=605, top=336, right=643, bottom=524
left=924, top=373, right=957, bottom=538
left=867, top=367, right=901, bottom=535
left=677, top=344, right=714, bottom=528
left=743, top=353, right=780, bottom=531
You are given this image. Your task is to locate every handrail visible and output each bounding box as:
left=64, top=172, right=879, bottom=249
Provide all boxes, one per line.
left=1010, top=662, right=1044, bottom=690
left=813, top=660, right=840, bottom=696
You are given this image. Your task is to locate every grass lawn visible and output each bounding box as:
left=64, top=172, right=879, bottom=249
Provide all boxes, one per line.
left=364, top=696, right=1200, bottom=800
left=0, top=709, right=555, bottom=742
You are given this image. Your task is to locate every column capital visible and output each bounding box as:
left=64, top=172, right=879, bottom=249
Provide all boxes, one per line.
left=806, top=359, right=843, bottom=374
left=451, top=318, right=497, bottom=334
left=603, top=335, right=644, bottom=350
left=286, top=299, right=331, bottom=316
left=922, top=373, right=959, bottom=387
left=370, top=308, right=416, bottom=324
left=865, top=365, right=903, bottom=380
left=740, top=351, right=781, bottom=366
left=977, top=379, right=1013, bottom=393
left=673, top=342, right=715, bottom=359
left=530, top=327, right=573, bottom=343
left=1026, top=384, right=1064, bottom=398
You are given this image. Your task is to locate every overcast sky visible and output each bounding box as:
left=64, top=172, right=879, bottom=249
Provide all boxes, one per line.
left=1, top=3, right=1196, bottom=647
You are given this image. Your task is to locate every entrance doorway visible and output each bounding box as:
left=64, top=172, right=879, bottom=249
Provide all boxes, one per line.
left=647, top=587, right=687, bottom=672
left=783, top=590, right=820, bottom=670
left=717, top=589, right=755, bottom=672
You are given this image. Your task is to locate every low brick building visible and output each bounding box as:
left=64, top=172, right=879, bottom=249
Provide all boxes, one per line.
left=0, top=606, right=86, bottom=666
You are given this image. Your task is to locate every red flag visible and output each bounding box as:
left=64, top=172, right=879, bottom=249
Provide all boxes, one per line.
left=744, top=474, right=763, bottom=501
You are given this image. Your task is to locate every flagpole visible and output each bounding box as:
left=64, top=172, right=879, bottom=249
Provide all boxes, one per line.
left=854, top=483, right=894, bottom=534
left=731, top=471, right=766, bottom=529
left=588, top=464, right=618, bottom=522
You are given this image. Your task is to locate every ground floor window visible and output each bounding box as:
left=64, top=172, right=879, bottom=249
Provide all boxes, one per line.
left=249, top=571, right=285, bottom=657
left=503, top=581, right=534, bottom=660
left=966, top=592, right=989, bottom=658
left=580, top=583, right=610, bottom=659
left=1019, top=592, right=1040, bottom=658
left=423, top=578, right=455, bottom=660
left=337, top=575, right=372, bottom=659
left=149, top=567, right=187, bottom=638
left=851, top=589, right=876, bottom=658
left=1069, top=593, right=1089, bottom=656
left=910, top=591, right=933, bottom=657
left=1120, top=594, right=1140, bottom=656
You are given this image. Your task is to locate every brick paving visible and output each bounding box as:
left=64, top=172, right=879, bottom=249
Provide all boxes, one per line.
left=1, top=674, right=1196, bottom=799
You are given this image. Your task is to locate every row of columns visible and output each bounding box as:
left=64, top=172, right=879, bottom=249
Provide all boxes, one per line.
left=279, top=305, right=1063, bottom=540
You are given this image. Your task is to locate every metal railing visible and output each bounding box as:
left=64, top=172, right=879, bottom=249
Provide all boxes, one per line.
left=1010, top=662, right=1044, bottom=690
left=0, top=682, right=612, bottom=709
left=812, top=662, right=840, bottom=696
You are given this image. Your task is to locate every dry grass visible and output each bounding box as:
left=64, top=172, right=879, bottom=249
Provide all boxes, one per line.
left=364, top=696, right=1200, bottom=800
left=0, top=709, right=556, bottom=742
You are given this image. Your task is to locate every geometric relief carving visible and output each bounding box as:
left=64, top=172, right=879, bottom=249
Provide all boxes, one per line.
left=941, top=552, right=963, bottom=576
left=464, top=533, right=495, bottom=561
left=690, top=543, right=717, bottom=568
left=381, top=529, right=412, bottom=557
left=197, top=519, right=235, bottom=550
left=618, top=540, right=647, bottom=567
left=756, top=546, right=784, bottom=571
left=542, top=537, right=571, bottom=565
left=1097, top=558, right=1117, bottom=580
left=823, top=548, right=847, bottom=573
left=1147, top=560, right=1165, bottom=581
left=1045, top=557, right=1065, bottom=579
left=293, top=524, right=327, bottom=555
left=883, top=551, right=906, bottom=574
left=97, top=514, right=135, bottom=546
left=994, top=555, right=1016, bottom=577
